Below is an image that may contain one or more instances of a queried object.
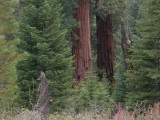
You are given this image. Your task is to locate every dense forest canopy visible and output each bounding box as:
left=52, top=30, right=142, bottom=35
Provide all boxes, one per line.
left=0, top=0, right=159, bottom=119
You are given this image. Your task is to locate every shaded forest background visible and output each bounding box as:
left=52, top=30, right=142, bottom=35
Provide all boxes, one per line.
left=0, top=0, right=160, bottom=119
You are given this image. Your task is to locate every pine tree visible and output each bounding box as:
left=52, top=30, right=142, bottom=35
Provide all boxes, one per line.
left=16, top=0, right=73, bottom=111
left=125, top=0, right=160, bottom=109
left=113, top=64, right=126, bottom=105
left=0, top=0, right=19, bottom=109
left=70, top=72, right=113, bottom=113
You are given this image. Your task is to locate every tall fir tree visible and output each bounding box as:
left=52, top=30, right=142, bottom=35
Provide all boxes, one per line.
left=16, top=0, right=73, bottom=112
left=125, top=0, right=160, bottom=109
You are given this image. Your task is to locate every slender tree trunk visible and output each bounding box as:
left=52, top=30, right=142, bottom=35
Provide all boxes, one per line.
left=96, top=14, right=115, bottom=85
left=121, top=22, right=128, bottom=69
left=120, top=22, right=132, bottom=69
left=72, top=0, right=92, bottom=87
left=14, top=1, right=25, bottom=21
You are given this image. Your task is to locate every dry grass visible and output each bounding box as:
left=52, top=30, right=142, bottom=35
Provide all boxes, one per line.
left=0, top=103, right=159, bottom=120
left=111, top=103, right=160, bottom=120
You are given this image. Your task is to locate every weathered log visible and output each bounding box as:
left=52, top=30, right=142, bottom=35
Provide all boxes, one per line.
left=34, top=72, right=50, bottom=118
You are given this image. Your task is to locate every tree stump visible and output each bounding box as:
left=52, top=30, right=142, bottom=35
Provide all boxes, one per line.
left=35, top=72, right=50, bottom=118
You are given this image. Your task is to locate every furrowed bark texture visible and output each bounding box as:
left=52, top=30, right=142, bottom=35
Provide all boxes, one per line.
left=96, top=14, right=115, bottom=85
left=72, top=0, right=92, bottom=87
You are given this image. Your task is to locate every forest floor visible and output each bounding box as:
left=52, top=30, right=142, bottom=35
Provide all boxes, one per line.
left=0, top=103, right=159, bottom=120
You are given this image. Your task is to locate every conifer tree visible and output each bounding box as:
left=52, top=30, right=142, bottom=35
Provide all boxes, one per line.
left=0, top=0, right=19, bottom=108
left=16, top=0, right=73, bottom=111
left=69, top=72, right=113, bottom=113
left=125, top=0, right=160, bottom=109
left=113, top=27, right=127, bottom=105
left=113, top=64, right=126, bottom=105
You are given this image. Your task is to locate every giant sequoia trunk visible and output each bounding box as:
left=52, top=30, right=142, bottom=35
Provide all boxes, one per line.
left=72, top=0, right=92, bottom=87
left=96, top=14, right=115, bottom=85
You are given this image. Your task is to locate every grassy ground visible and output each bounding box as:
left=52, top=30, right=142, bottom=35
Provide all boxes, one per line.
left=0, top=103, right=159, bottom=120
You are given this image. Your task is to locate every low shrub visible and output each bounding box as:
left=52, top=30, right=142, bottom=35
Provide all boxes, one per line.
left=0, top=103, right=159, bottom=120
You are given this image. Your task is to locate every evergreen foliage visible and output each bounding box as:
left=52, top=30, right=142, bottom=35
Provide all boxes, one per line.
left=95, top=0, right=125, bottom=16
left=125, top=0, right=143, bottom=40
left=16, top=0, right=73, bottom=112
left=126, top=0, right=142, bottom=33
left=60, top=0, right=78, bottom=33
left=1, top=0, right=160, bottom=116
left=66, top=72, right=113, bottom=113
left=113, top=64, right=126, bottom=105
left=0, top=0, right=19, bottom=109
left=113, top=29, right=127, bottom=105
left=125, top=0, right=160, bottom=110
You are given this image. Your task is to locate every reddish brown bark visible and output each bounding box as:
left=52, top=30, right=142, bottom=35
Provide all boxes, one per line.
left=72, top=0, right=92, bottom=87
left=96, top=14, right=115, bottom=85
